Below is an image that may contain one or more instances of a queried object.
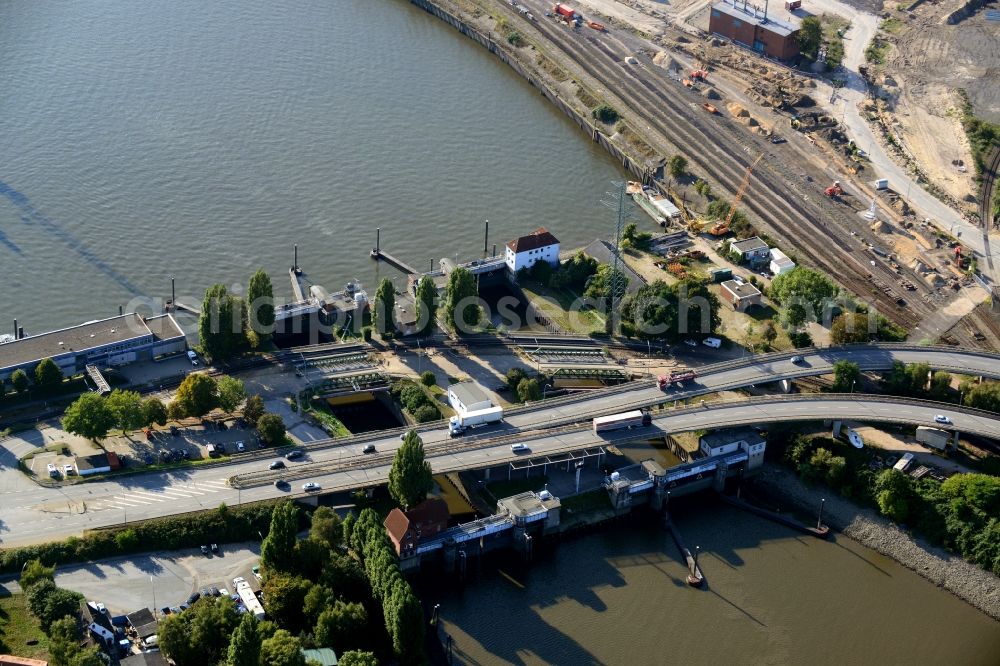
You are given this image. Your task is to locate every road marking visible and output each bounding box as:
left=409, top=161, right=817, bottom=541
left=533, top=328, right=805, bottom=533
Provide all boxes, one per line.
left=129, top=491, right=169, bottom=501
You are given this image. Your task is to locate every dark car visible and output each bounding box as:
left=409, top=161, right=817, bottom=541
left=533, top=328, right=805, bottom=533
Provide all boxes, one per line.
left=269, top=460, right=285, bottom=470
left=200, top=545, right=209, bottom=555
left=286, top=450, right=303, bottom=460
left=187, top=592, right=201, bottom=604
left=179, top=603, right=189, bottom=612
left=274, top=479, right=290, bottom=490
left=160, top=607, right=171, bottom=616
left=209, top=586, right=219, bottom=597
left=211, top=543, right=219, bottom=554
left=200, top=587, right=211, bottom=598
left=170, top=606, right=182, bottom=614
left=362, top=444, right=376, bottom=454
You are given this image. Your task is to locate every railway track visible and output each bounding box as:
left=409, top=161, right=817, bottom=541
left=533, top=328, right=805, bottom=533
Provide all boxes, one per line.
left=501, top=5, right=924, bottom=328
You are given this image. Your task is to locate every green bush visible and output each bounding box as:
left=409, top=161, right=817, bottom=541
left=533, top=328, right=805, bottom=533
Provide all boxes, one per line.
left=413, top=405, right=439, bottom=423
left=419, top=371, right=436, bottom=387
left=592, top=104, right=620, bottom=124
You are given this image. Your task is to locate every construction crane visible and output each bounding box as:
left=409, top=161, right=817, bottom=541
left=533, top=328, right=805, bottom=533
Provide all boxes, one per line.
left=722, top=154, right=763, bottom=229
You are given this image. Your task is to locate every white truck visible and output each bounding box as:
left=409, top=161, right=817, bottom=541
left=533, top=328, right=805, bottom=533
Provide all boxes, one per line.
left=593, top=410, right=652, bottom=434
left=448, top=406, right=504, bottom=437
left=233, top=577, right=265, bottom=620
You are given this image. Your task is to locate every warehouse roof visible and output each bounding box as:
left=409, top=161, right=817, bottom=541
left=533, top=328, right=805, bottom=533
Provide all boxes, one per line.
left=448, top=381, right=491, bottom=407
left=0, top=313, right=162, bottom=370
left=730, top=236, right=769, bottom=253
left=701, top=428, right=765, bottom=449
left=721, top=280, right=761, bottom=299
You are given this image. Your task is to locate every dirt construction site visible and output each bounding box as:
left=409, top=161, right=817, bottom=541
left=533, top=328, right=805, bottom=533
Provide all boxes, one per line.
left=435, top=0, right=997, bottom=343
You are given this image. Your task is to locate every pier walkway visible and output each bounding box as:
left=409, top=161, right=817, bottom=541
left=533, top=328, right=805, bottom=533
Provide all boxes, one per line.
left=289, top=268, right=307, bottom=303
left=371, top=248, right=419, bottom=275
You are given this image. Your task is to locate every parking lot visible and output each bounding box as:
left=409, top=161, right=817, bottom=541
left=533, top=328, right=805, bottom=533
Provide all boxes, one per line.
left=39, top=543, right=263, bottom=616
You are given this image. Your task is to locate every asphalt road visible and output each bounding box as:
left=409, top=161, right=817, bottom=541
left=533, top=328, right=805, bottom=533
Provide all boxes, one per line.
left=1, top=345, right=998, bottom=548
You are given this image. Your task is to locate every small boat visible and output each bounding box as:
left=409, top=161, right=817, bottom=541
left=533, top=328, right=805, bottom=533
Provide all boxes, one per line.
left=632, top=192, right=667, bottom=226
left=587, top=20, right=606, bottom=31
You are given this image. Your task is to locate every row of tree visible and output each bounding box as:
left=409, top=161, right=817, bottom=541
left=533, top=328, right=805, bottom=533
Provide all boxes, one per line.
left=19, top=560, right=103, bottom=666
left=197, top=269, right=275, bottom=361
left=0, top=358, right=66, bottom=401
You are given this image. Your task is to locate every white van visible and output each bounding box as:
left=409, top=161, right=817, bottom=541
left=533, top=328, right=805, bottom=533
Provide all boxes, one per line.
left=186, top=350, right=199, bottom=366
left=702, top=337, right=722, bottom=348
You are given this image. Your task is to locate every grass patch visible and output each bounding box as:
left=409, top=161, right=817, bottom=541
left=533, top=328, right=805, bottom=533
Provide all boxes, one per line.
left=820, top=14, right=849, bottom=69
left=0, top=591, right=50, bottom=660
left=576, top=87, right=599, bottom=109
left=536, top=53, right=569, bottom=82
left=865, top=37, right=890, bottom=65
left=880, top=17, right=904, bottom=34
left=485, top=475, right=548, bottom=500
left=957, top=89, right=1000, bottom=176
left=560, top=489, right=612, bottom=514
left=304, top=400, right=351, bottom=438
left=520, top=282, right=605, bottom=335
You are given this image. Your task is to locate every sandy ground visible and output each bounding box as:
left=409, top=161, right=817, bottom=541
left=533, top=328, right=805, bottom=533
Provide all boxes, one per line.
left=847, top=425, right=976, bottom=475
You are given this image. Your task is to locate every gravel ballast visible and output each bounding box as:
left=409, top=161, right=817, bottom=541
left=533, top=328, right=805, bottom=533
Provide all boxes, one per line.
left=751, top=464, right=1000, bottom=621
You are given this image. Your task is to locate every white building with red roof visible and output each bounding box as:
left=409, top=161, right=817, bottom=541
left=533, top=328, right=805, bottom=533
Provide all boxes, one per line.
left=504, top=227, right=560, bottom=274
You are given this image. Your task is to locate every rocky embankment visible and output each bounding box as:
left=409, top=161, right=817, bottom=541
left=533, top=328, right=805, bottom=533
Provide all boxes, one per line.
left=751, top=465, right=1000, bottom=621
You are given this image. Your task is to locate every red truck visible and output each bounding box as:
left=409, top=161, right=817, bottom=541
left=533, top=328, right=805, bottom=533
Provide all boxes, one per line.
left=657, top=370, right=697, bottom=389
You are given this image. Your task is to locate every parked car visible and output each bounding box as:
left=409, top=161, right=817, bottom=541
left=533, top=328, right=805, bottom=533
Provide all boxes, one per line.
left=199, top=587, right=211, bottom=598
left=236, top=441, right=245, bottom=453
left=252, top=566, right=262, bottom=582
left=160, top=607, right=171, bottom=616
left=934, top=414, right=952, bottom=425
left=362, top=444, right=376, bottom=454
left=302, top=482, right=321, bottom=492
left=211, top=543, right=219, bottom=554
left=200, top=545, right=209, bottom=555
left=47, top=463, right=58, bottom=477
left=170, top=606, right=181, bottom=615
left=286, top=450, right=303, bottom=460
left=684, top=339, right=698, bottom=347
left=209, top=586, right=219, bottom=597
left=187, top=350, right=199, bottom=366
left=187, top=592, right=201, bottom=604
left=178, top=604, right=189, bottom=612
left=63, top=464, right=75, bottom=476
left=269, top=460, right=285, bottom=470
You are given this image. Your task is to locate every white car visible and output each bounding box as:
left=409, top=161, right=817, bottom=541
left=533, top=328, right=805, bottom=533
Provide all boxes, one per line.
left=236, top=441, right=245, bottom=452
left=684, top=339, right=698, bottom=347
left=186, top=350, right=199, bottom=366
left=46, top=463, right=58, bottom=477
left=302, top=482, right=321, bottom=492
left=63, top=464, right=75, bottom=476
left=510, top=443, right=528, bottom=453
left=934, top=415, right=952, bottom=425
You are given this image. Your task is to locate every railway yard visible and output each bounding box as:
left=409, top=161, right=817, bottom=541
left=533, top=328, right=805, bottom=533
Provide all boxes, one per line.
left=432, top=0, right=998, bottom=341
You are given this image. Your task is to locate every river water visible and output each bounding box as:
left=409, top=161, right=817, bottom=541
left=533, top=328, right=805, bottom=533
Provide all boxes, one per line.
left=4, top=1, right=999, bottom=659
left=0, top=0, right=622, bottom=334
left=423, top=502, right=1000, bottom=665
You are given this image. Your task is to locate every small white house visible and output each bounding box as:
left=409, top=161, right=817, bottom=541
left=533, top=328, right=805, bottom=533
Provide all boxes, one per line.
left=699, top=428, right=767, bottom=469
left=447, top=381, right=493, bottom=415
left=769, top=248, right=796, bottom=276
left=505, top=228, right=560, bottom=274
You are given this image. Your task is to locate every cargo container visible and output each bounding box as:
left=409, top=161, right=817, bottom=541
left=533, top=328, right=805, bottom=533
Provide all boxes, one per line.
left=553, top=3, right=576, bottom=18
left=710, top=267, right=733, bottom=282
left=593, top=410, right=651, bottom=433
left=916, top=426, right=952, bottom=451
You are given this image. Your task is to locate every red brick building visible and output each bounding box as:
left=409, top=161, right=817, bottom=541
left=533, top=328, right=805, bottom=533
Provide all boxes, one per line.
left=383, top=498, right=450, bottom=557
left=709, top=0, right=800, bottom=60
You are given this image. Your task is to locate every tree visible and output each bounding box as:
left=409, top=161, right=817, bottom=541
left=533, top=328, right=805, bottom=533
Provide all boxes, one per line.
left=11, top=368, right=29, bottom=394
left=142, top=397, right=168, bottom=427
left=762, top=321, right=778, bottom=349
left=965, top=381, right=1000, bottom=413
left=320, top=551, right=368, bottom=602
left=799, top=16, right=823, bottom=59
left=517, top=378, right=542, bottom=402
left=260, top=630, right=305, bottom=666
left=875, top=469, right=916, bottom=523
left=415, top=275, right=438, bottom=335
left=314, top=601, right=368, bottom=652
left=199, top=284, right=247, bottom=361
left=693, top=179, right=712, bottom=198
left=106, top=389, right=145, bottom=434
left=583, top=264, right=629, bottom=301
left=621, top=223, right=652, bottom=251
left=830, top=313, right=872, bottom=344
left=160, top=597, right=239, bottom=666
left=338, top=652, right=379, bottom=666
left=20, top=559, right=55, bottom=589
left=768, top=268, right=838, bottom=328
left=48, top=616, right=81, bottom=666
left=227, top=612, right=261, bottom=666
left=419, top=371, right=436, bottom=387
left=413, top=404, right=439, bottom=423
left=172, top=372, right=219, bottom=418
left=62, top=392, right=115, bottom=442
left=247, top=269, right=276, bottom=344
left=309, top=506, right=343, bottom=550
left=217, top=375, right=247, bottom=413
left=36, top=587, right=83, bottom=634
left=506, top=367, right=528, bottom=392
left=261, top=502, right=299, bottom=572
left=373, top=277, right=396, bottom=337
left=302, top=585, right=337, bottom=627
left=832, top=360, right=860, bottom=393
left=668, top=154, right=688, bottom=180
left=262, top=573, right=312, bottom=634
left=34, top=358, right=63, bottom=392
left=622, top=279, right=720, bottom=339
left=387, top=580, right=425, bottom=661
left=444, top=267, right=480, bottom=332
left=243, top=394, right=265, bottom=426
left=388, top=431, right=433, bottom=509
left=550, top=252, right=598, bottom=290
left=592, top=104, right=619, bottom=124
left=929, top=371, right=952, bottom=401
left=257, top=413, right=286, bottom=447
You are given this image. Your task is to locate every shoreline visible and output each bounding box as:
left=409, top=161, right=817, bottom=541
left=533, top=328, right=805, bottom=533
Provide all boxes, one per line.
left=751, top=464, right=1000, bottom=621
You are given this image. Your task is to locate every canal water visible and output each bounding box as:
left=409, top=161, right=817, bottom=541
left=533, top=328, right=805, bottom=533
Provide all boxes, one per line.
left=0, top=0, right=624, bottom=334
left=420, top=501, right=1000, bottom=665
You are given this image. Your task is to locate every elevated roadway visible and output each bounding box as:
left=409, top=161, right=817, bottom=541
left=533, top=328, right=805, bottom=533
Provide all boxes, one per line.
left=1, top=345, right=999, bottom=548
